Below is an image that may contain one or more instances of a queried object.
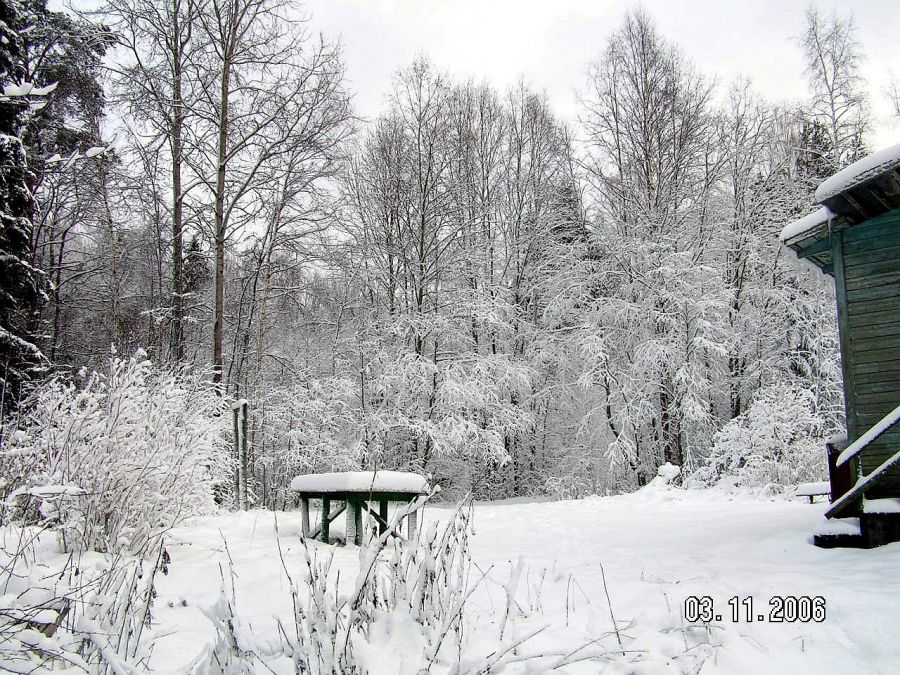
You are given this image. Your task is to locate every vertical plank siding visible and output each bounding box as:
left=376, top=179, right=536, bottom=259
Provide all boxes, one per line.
left=836, top=208, right=900, bottom=496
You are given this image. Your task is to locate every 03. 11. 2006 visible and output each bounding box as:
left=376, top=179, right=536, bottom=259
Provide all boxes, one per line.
left=683, top=595, right=826, bottom=623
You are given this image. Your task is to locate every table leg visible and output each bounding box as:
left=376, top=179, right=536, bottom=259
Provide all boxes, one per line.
left=346, top=498, right=362, bottom=546
left=321, top=497, right=330, bottom=543
left=300, top=497, right=310, bottom=538
left=379, top=500, right=388, bottom=535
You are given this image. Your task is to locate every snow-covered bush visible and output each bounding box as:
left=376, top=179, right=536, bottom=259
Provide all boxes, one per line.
left=693, top=382, right=834, bottom=489
left=2, top=350, right=231, bottom=552
left=271, top=495, right=472, bottom=673
left=544, top=444, right=609, bottom=500
left=0, top=523, right=166, bottom=672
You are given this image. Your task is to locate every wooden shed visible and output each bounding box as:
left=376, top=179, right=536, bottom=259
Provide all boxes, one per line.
left=781, top=142, right=900, bottom=548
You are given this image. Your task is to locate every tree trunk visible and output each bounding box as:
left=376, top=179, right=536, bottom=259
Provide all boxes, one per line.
left=170, top=6, right=185, bottom=362
left=213, top=50, right=232, bottom=387
left=99, top=163, right=123, bottom=346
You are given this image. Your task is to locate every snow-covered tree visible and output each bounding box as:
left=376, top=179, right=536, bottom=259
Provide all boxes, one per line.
left=695, top=381, right=836, bottom=489
left=577, top=9, right=722, bottom=484
left=251, top=374, right=363, bottom=507
left=0, top=0, right=47, bottom=408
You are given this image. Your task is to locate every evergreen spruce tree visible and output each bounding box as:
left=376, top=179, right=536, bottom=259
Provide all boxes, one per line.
left=796, top=118, right=834, bottom=188
left=0, top=0, right=47, bottom=409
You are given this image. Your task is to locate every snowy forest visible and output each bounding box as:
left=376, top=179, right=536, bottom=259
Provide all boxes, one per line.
left=3, top=0, right=890, bottom=509
left=2, top=0, right=872, bottom=505
left=3, top=0, right=899, bottom=672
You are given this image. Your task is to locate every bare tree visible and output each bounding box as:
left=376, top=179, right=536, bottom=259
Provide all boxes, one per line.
left=102, top=0, right=203, bottom=363
left=887, top=71, right=900, bottom=119
left=800, top=7, right=869, bottom=169
left=192, top=0, right=349, bottom=388
left=580, top=9, right=715, bottom=233
left=227, top=90, right=352, bottom=395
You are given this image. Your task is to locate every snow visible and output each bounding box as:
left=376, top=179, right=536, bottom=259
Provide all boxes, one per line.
left=651, top=460, right=680, bottom=484
left=813, top=517, right=860, bottom=536
left=290, top=470, right=429, bottom=494
left=863, top=498, right=900, bottom=514
left=779, top=206, right=835, bottom=244
left=2, top=82, right=34, bottom=97
left=836, top=402, right=900, bottom=467
left=1, top=81, right=56, bottom=98
left=815, top=142, right=900, bottom=203
left=84, top=146, right=106, bottom=158
left=145, top=488, right=900, bottom=674
left=0, top=526, right=149, bottom=673
left=26, top=484, right=86, bottom=498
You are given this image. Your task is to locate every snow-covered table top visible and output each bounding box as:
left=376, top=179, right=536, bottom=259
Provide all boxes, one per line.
left=795, top=481, right=830, bottom=497
left=290, top=471, right=429, bottom=495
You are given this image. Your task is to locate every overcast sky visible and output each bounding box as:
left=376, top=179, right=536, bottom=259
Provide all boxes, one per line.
left=303, top=0, right=899, bottom=150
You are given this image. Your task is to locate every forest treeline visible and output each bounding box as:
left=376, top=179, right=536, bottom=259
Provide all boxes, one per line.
left=1, top=0, right=887, bottom=503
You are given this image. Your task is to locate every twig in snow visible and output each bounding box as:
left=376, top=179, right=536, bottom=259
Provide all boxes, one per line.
left=498, top=556, right=525, bottom=641
left=598, top=559, right=624, bottom=654
left=546, top=622, right=637, bottom=669
left=424, top=562, right=494, bottom=672
left=463, top=624, right=549, bottom=675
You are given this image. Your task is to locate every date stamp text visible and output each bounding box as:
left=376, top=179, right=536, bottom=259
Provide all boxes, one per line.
left=683, top=595, right=826, bottom=623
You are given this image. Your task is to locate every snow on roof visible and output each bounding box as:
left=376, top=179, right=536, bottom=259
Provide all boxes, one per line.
left=779, top=206, right=835, bottom=244
left=290, top=470, right=429, bottom=494
left=815, top=142, right=900, bottom=203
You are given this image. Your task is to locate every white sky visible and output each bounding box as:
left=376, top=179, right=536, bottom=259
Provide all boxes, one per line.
left=303, top=0, right=900, bottom=150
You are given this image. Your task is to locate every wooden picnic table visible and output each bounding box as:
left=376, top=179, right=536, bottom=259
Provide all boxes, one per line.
left=795, top=481, right=831, bottom=503
left=289, top=471, right=429, bottom=545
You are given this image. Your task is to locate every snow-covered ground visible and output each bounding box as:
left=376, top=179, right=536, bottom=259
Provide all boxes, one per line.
left=147, top=484, right=900, bottom=674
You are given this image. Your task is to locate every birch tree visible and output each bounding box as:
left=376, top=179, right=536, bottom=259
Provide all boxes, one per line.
left=800, top=7, right=869, bottom=169
left=193, top=0, right=349, bottom=389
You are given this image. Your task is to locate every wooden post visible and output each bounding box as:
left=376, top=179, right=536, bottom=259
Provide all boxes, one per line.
left=354, top=500, right=363, bottom=545
left=240, top=401, right=248, bottom=510
left=321, top=498, right=331, bottom=543
left=232, top=405, right=240, bottom=509
left=832, top=232, right=857, bottom=443
left=346, top=498, right=362, bottom=546
left=407, top=505, right=418, bottom=542
left=378, top=500, right=388, bottom=535
left=300, top=497, right=310, bottom=538
left=231, top=399, right=249, bottom=510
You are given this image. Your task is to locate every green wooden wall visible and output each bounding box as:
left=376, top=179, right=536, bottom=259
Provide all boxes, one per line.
left=833, top=207, right=900, bottom=497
